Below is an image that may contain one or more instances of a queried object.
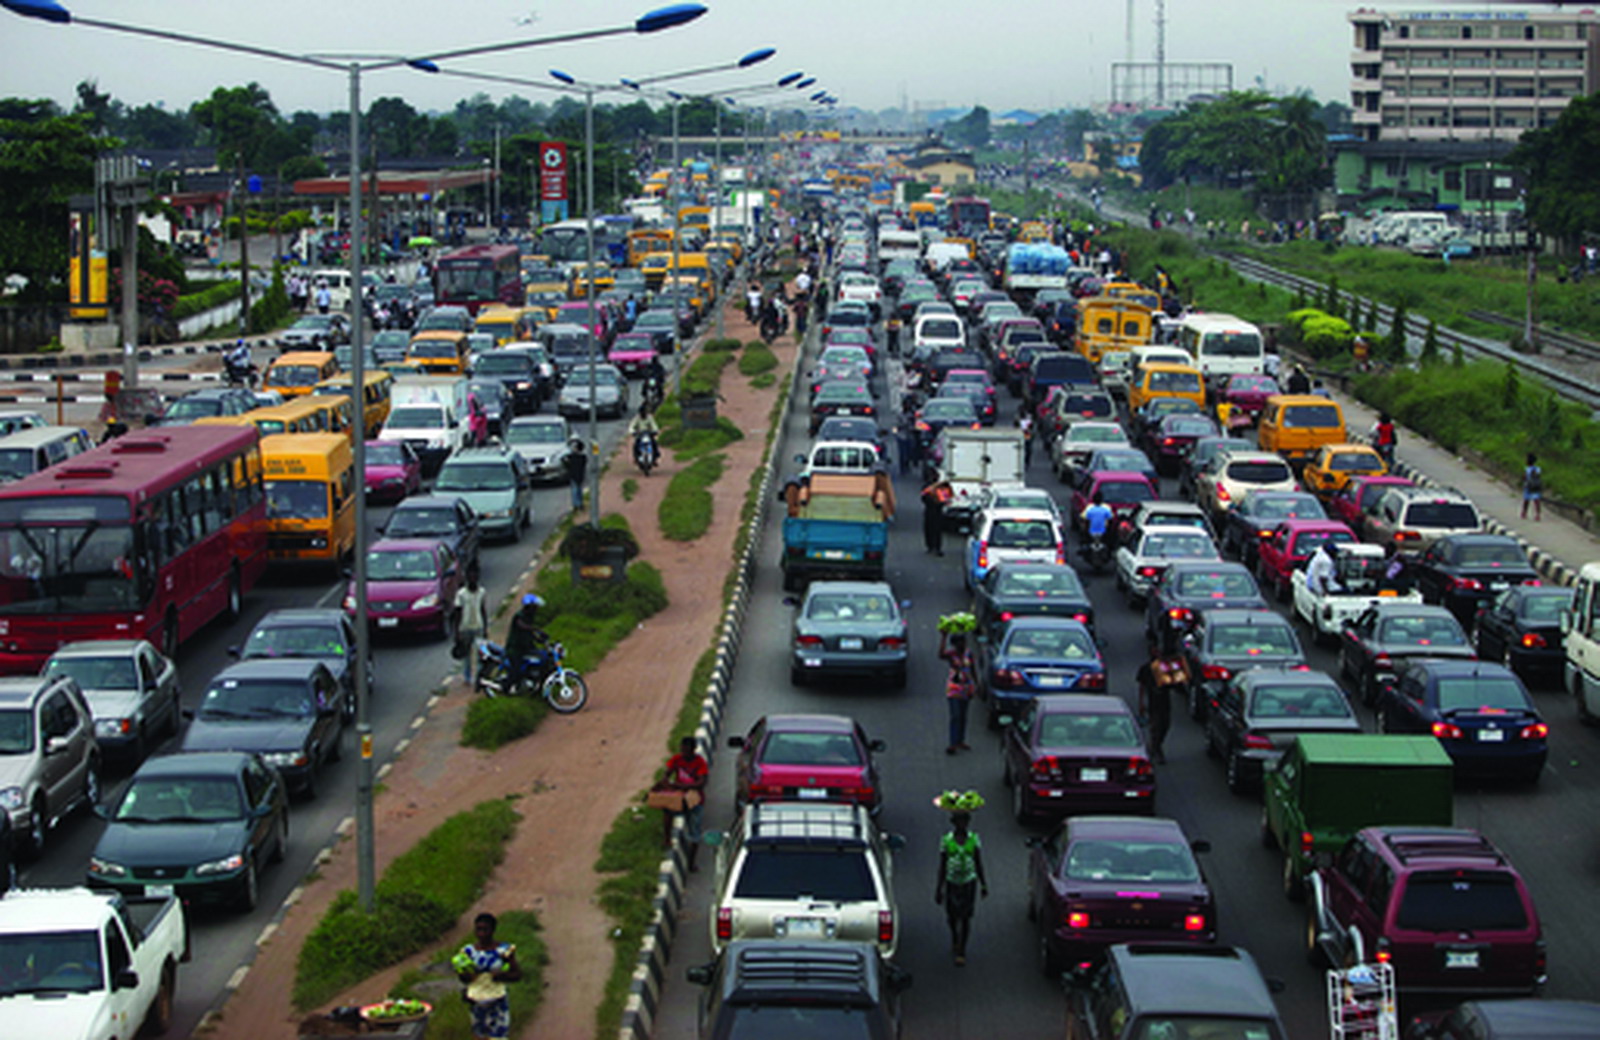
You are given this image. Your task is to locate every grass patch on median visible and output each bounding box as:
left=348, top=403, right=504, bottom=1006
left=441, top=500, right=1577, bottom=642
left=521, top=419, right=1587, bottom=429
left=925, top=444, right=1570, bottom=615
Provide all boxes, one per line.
left=386, top=910, right=549, bottom=1040
left=293, top=798, right=520, bottom=1010
left=592, top=798, right=666, bottom=1040
left=460, top=697, right=547, bottom=751
left=660, top=417, right=743, bottom=460
left=659, top=453, right=727, bottom=541
left=738, top=342, right=778, bottom=377
left=750, top=372, right=775, bottom=389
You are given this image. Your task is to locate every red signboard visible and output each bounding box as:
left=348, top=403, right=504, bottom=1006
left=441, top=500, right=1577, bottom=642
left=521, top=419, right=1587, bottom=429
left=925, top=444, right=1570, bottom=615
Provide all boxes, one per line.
left=539, top=142, right=568, bottom=202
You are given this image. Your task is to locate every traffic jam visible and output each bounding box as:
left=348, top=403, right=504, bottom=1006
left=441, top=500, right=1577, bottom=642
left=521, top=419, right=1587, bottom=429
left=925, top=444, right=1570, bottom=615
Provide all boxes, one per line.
left=660, top=165, right=1597, bottom=1039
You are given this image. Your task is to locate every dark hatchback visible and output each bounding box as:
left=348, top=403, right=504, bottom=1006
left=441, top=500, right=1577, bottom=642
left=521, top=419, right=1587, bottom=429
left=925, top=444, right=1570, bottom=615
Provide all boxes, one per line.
left=180, top=659, right=345, bottom=797
left=1143, top=561, right=1266, bottom=644
left=1220, top=489, right=1326, bottom=565
left=1183, top=609, right=1307, bottom=721
left=1339, top=603, right=1476, bottom=706
left=972, top=562, right=1094, bottom=644
left=1474, top=585, right=1573, bottom=685
left=86, top=750, right=289, bottom=911
left=1413, top=533, right=1541, bottom=625
left=809, top=382, right=875, bottom=434
left=1067, top=944, right=1287, bottom=1040
left=232, top=608, right=369, bottom=722
left=1376, top=659, right=1548, bottom=783
left=1001, top=694, right=1154, bottom=824
left=381, top=494, right=482, bottom=575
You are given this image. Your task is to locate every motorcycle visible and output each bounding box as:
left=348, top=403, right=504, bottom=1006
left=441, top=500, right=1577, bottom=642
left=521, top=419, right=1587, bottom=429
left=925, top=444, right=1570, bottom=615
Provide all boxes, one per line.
left=224, top=352, right=257, bottom=389
left=473, top=639, right=588, bottom=713
left=633, top=430, right=659, bottom=476
left=1080, top=532, right=1111, bottom=574
left=641, top=375, right=664, bottom=413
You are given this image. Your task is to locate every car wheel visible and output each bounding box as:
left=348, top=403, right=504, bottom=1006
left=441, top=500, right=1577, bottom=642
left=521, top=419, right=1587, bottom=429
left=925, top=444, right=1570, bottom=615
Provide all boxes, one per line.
left=145, top=960, right=176, bottom=1036
left=165, top=691, right=182, bottom=739
left=225, top=568, right=243, bottom=622
left=789, top=666, right=806, bottom=687
left=25, top=795, right=45, bottom=858
left=1225, top=750, right=1246, bottom=794
left=1375, top=710, right=1389, bottom=734
left=1011, top=780, right=1029, bottom=824
left=237, top=855, right=260, bottom=912
left=1259, top=806, right=1276, bottom=850
left=1305, top=904, right=1327, bottom=968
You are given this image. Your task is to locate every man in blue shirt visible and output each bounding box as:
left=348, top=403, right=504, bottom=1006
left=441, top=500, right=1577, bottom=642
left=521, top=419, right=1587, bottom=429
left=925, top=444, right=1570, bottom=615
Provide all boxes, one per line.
left=1081, top=492, right=1112, bottom=538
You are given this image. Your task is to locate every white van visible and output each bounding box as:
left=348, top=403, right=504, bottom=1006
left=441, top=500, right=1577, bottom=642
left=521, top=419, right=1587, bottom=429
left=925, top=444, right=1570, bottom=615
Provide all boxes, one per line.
left=0, top=425, right=92, bottom=484
left=876, top=228, right=921, bottom=265
left=384, top=376, right=471, bottom=470
left=1563, top=562, right=1600, bottom=721
left=912, top=313, right=967, bottom=356
left=311, top=268, right=354, bottom=311
left=1175, top=313, right=1265, bottom=383
left=1376, top=211, right=1450, bottom=247
left=924, top=241, right=970, bottom=273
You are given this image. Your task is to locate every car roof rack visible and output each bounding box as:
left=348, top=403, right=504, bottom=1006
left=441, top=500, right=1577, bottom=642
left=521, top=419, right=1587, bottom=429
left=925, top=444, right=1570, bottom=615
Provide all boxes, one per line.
left=1381, top=828, right=1507, bottom=866
left=747, top=803, right=869, bottom=848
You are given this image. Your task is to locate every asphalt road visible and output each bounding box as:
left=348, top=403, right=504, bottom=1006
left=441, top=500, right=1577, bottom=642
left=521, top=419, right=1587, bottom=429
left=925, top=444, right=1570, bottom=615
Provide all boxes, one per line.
left=16, top=336, right=651, bottom=1037
left=653, top=328, right=1600, bottom=1039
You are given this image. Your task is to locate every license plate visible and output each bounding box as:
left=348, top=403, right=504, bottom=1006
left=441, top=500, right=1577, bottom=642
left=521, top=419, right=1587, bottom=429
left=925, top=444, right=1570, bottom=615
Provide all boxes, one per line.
left=145, top=884, right=175, bottom=898
left=1445, top=950, right=1480, bottom=969
left=797, top=788, right=828, bottom=799
left=818, top=549, right=847, bottom=560
left=802, top=657, right=822, bottom=668
left=837, top=407, right=853, bottom=415
left=1478, top=728, right=1505, bottom=742
left=1036, top=674, right=1066, bottom=688
left=1489, top=581, right=1507, bottom=591
left=377, top=617, right=399, bottom=629
left=787, top=917, right=825, bottom=937
left=1081, top=767, right=1108, bottom=782
left=840, top=637, right=864, bottom=650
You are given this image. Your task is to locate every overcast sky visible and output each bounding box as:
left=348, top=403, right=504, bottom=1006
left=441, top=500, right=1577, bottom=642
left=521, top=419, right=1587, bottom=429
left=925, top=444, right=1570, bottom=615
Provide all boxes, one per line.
left=1, top=0, right=1379, bottom=117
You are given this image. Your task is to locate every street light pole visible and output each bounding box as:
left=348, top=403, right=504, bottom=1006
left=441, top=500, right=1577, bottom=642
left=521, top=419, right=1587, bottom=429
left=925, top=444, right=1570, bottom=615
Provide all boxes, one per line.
left=584, top=84, right=600, bottom=525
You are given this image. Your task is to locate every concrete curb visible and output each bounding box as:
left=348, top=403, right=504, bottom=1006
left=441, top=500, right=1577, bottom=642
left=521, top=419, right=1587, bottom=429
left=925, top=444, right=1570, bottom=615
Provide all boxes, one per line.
left=617, top=316, right=806, bottom=1040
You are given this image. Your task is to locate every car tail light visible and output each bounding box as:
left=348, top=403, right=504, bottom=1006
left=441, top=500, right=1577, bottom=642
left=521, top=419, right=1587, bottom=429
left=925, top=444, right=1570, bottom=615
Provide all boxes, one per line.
left=1257, top=528, right=1273, bottom=539
left=1432, top=721, right=1464, bottom=739
left=850, top=785, right=877, bottom=804
left=1184, top=914, right=1207, bottom=933
left=1138, top=565, right=1161, bottom=578
left=878, top=636, right=906, bottom=650
left=1300, top=831, right=1315, bottom=854
left=878, top=910, right=895, bottom=945
left=1243, top=732, right=1275, bottom=750
left=716, top=907, right=733, bottom=941
left=999, top=611, right=1015, bottom=622
left=1066, top=911, right=1090, bottom=929
left=1056, top=545, right=1066, bottom=565
left=1395, top=530, right=1420, bottom=543
left=1521, top=632, right=1548, bottom=649
left=1162, top=437, right=1176, bottom=447
left=1521, top=722, right=1549, bottom=739
left=1202, top=664, right=1232, bottom=681
left=993, top=668, right=1024, bottom=689
left=1215, top=483, right=1232, bottom=502
left=1078, top=672, right=1106, bottom=690
left=1072, top=613, right=1090, bottom=624
left=1373, top=653, right=1392, bottom=668
left=1127, top=757, right=1154, bottom=779
left=977, top=540, right=989, bottom=569
left=865, top=549, right=883, bottom=561
left=795, top=635, right=823, bottom=647
left=1536, top=939, right=1547, bottom=980
left=1451, top=576, right=1484, bottom=591
left=1374, top=937, right=1392, bottom=964
left=1168, top=607, right=1194, bottom=623
left=1033, top=755, right=1065, bottom=781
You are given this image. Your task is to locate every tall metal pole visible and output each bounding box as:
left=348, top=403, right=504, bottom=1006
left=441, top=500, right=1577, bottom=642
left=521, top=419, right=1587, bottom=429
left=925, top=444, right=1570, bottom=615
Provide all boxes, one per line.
left=493, top=123, right=502, bottom=233
left=347, top=63, right=375, bottom=915
left=670, top=97, right=683, bottom=389
left=237, top=155, right=251, bottom=336
left=584, top=85, right=600, bottom=526
left=714, top=100, right=725, bottom=343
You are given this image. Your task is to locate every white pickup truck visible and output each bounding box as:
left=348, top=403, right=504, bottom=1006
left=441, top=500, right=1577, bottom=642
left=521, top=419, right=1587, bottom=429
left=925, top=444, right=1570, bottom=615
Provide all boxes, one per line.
left=0, top=887, right=187, bottom=1040
left=1291, top=542, right=1422, bottom=645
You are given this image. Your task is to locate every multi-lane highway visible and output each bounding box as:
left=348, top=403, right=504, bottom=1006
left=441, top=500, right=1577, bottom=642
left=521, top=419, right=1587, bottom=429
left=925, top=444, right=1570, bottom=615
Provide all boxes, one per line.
left=653, top=327, right=1600, bottom=1038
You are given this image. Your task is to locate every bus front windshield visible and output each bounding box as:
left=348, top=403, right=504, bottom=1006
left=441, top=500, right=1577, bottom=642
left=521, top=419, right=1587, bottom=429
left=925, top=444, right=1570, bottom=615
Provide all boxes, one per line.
left=0, top=522, right=139, bottom=613
left=435, top=263, right=498, bottom=301
left=265, top=480, right=329, bottom=520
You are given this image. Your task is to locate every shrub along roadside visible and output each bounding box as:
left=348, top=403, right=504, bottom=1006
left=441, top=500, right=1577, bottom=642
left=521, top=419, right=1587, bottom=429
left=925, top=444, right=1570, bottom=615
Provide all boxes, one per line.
left=293, top=798, right=520, bottom=1009
left=387, top=910, right=549, bottom=1040
left=738, top=342, right=778, bottom=377
left=591, top=802, right=662, bottom=1040
left=658, top=453, right=727, bottom=541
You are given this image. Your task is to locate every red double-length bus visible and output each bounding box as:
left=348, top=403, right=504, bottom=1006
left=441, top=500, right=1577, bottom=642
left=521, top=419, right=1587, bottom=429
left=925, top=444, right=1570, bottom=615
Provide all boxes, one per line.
left=0, top=426, right=268, bottom=673
left=433, top=243, right=522, bottom=316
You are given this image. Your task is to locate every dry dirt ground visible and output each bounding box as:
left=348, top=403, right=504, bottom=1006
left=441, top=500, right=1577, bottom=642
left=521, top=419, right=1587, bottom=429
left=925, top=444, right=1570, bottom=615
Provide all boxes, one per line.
left=208, top=301, right=797, bottom=1040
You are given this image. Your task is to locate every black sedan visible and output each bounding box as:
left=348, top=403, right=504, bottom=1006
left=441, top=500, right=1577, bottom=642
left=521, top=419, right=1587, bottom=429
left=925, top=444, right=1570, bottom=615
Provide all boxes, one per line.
left=1337, top=603, right=1476, bottom=706
left=914, top=397, right=980, bottom=446
left=809, top=382, right=876, bottom=435
left=631, top=310, right=679, bottom=352
left=1142, top=414, right=1220, bottom=477
left=381, top=494, right=482, bottom=575
left=1375, top=659, right=1548, bottom=783
left=1412, top=533, right=1540, bottom=625
left=972, top=562, right=1094, bottom=646
left=1203, top=668, right=1361, bottom=793
left=180, top=659, right=345, bottom=798
left=1220, top=489, right=1326, bottom=565
left=1474, top=584, right=1573, bottom=685
left=1182, top=609, right=1307, bottom=722
left=814, top=416, right=887, bottom=456
left=86, top=751, right=290, bottom=911
left=232, top=608, right=369, bottom=722
left=1143, top=561, right=1267, bottom=645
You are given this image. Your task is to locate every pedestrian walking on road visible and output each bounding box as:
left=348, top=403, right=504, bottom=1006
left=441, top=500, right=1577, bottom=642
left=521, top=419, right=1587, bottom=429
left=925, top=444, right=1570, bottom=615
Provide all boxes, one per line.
left=934, top=809, right=988, bottom=966
left=565, top=438, right=588, bottom=514
left=1372, top=412, right=1397, bottom=467
left=455, top=912, right=523, bottom=1040
left=1522, top=453, right=1543, bottom=521
left=1137, top=624, right=1189, bottom=764
left=454, top=568, right=488, bottom=687
left=939, top=629, right=975, bottom=754
left=921, top=478, right=951, bottom=555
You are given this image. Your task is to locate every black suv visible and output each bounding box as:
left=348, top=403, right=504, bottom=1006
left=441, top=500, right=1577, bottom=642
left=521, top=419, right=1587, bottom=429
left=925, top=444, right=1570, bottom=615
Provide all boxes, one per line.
left=687, top=940, right=910, bottom=1040
left=1067, top=944, right=1286, bottom=1040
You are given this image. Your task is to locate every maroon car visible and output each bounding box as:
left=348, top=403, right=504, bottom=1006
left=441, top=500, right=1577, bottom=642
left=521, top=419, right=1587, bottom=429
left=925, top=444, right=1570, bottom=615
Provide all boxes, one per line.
left=1001, top=694, right=1155, bottom=824
left=363, top=439, right=422, bottom=503
left=1218, top=373, right=1280, bottom=423
left=1328, top=474, right=1415, bottom=531
left=1027, top=815, right=1216, bottom=974
left=1069, top=470, right=1159, bottom=535
left=344, top=538, right=462, bottom=640
left=727, top=713, right=885, bottom=813
left=1143, top=413, right=1220, bottom=476
left=606, top=332, right=658, bottom=377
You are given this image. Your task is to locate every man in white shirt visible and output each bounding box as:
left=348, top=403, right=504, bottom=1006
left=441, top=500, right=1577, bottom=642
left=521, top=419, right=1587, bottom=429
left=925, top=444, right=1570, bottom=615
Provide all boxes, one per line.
left=1306, top=542, right=1341, bottom=596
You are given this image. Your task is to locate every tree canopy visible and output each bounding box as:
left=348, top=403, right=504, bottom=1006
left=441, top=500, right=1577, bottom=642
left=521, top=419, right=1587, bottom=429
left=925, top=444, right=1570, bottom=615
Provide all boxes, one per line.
left=1509, top=92, right=1600, bottom=244
left=0, top=101, right=105, bottom=302
left=1137, top=90, right=1327, bottom=200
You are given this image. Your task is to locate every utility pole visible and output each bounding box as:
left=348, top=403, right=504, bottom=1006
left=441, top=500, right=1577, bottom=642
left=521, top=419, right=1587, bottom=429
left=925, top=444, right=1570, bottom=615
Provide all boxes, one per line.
left=237, top=156, right=251, bottom=336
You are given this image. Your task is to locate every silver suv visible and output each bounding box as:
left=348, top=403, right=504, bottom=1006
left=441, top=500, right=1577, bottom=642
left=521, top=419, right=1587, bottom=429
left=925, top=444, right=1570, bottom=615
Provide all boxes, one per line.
left=706, top=801, right=904, bottom=958
left=432, top=443, right=533, bottom=542
left=1364, top=486, right=1481, bottom=553
left=0, top=674, right=99, bottom=855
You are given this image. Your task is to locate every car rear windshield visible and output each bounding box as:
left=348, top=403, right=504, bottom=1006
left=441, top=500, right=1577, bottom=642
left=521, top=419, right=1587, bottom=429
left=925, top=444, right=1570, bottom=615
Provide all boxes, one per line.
left=1039, top=713, right=1138, bottom=748
left=1101, top=481, right=1155, bottom=503
left=1329, top=451, right=1380, bottom=471
left=1176, top=571, right=1256, bottom=599
left=1254, top=495, right=1323, bottom=520
left=1131, top=1018, right=1282, bottom=1040
left=1281, top=405, right=1341, bottom=428
left=1209, top=624, right=1297, bottom=656
left=733, top=848, right=877, bottom=902
left=1377, top=615, right=1468, bottom=646
left=921, top=319, right=961, bottom=339
left=1072, top=426, right=1125, bottom=443
left=506, top=423, right=563, bottom=445
left=1249, top=684, right=1351, bottom=719
left=436, top=462, right=514, bottom=493
left=1396, top=872, right=1528, bottom=931
left=1148, top=370, right=1201, bottom=393
left=475, top=355, right=532, bottom=375
left=1138, top=532, right=1213, bottom=558
left=1064, top=840, right=1199, bottom=883
left=1201, top=331, right=1263, bottom=358
left=807, top=593, right=894, bottom=622
left=1436, top=677, right=1529, bottom=711
left=1520, top=593, right=1570, bottom=623
left=721, top=1008, right=877, bottom=1040
left=1003, top=625, right=1095, bottom=659
left=1229, top=461, right=1294, bottom=484
left=996, top=569, right=1083, bottom=596
left=990, top=520, right=1059, bottom=549
left=760, top=732, right=862, bottom=767
left=1456, top=543, right=1525, bottom=566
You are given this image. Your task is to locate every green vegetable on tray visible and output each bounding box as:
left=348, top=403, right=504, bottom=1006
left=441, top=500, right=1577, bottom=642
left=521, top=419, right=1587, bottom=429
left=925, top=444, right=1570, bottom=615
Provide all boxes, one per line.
left=933, top=789, right=985, bottom=812
left=937, top=612, right=976, bottom=635
left=363, top=998, right=431, bottom=1020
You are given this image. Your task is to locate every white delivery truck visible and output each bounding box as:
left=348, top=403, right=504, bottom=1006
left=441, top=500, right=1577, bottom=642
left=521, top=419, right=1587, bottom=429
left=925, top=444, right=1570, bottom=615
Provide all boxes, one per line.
left=0, top=887, right=188, bottom=1040
left=1562, top=562, right=1600, bottom=722
left=932, top=427, right=1026, bottom=532
left=382, top=376, right=471, bottom=471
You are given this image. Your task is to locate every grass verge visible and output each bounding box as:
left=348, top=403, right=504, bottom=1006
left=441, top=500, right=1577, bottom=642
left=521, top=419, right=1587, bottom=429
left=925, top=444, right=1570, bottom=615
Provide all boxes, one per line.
left=386, top=910, right=549, bottom=1040
left=460, top=697, right=547, bottom=751
left=293, top=798, right=520, bottom=1010
left=621, top=477, right=638, bottom=502
left=660, top=417, right=743, bottom=460
left=659, top=453, right=727, bottom=541
left=738, top=342, right=778, bottom=377
left=591, top=800, right=664, bottom=1040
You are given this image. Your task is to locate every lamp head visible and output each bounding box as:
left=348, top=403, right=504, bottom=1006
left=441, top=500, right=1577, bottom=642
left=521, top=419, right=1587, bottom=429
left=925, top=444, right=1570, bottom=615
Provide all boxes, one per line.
left=810, top=91, right=827, bottom=102
left=777, top=72, right=802, bottom=87
left=738, top=47, right=776, bottom=68
left=621, top=78, right=641, bottom=90
left=635, top=3, right=707, bottom=34
left=549, top=69, right=576, bottom=86
left=0, top=0, right=71, bottom=22
left=796, top=77, right=816, bottom=90
left=406, top=59, right=440, bottom=74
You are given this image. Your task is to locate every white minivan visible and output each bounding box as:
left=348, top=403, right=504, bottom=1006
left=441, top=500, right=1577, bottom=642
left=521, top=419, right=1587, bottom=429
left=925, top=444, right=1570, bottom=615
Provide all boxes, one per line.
left=913, top=313, right=967, bottom=357
left=1175, top=313, right=1265, bottom=383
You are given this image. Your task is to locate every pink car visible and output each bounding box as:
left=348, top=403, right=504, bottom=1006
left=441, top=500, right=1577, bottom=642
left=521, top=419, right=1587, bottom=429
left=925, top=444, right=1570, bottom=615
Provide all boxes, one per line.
left=1219, top=373, right=1280, bottom=422
left=728, top=713, right=885, bottom=813
left=363, top=439, right=422, bottom=502
left=1328, top=474, right=1414, bottom=530
left=1069, top=470, right=1160, bottom=535
left=606, top=332, right=657, bottom=377
left=345, top=538, right=462, bottom=639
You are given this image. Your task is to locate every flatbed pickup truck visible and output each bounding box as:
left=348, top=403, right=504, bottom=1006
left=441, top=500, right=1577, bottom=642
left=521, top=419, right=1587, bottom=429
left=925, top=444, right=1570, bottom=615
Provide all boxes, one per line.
left=780, top=473, right=893, bottom=592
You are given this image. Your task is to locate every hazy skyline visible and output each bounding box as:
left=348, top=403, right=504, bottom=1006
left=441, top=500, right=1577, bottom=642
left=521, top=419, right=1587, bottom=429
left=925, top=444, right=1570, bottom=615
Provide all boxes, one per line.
left=0, top=0, right=1395, bottom=118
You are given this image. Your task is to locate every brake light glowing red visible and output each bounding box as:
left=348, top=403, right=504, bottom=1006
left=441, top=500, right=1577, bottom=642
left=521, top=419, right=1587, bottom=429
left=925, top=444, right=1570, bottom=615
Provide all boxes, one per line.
left=1033, top=755, right=1065, bottom=780
left=999, top=611, right=1015, bottom=622
left=1138, top=565, right=1161, bottom=578
left=1127, top=757, right=1154, bottom=779
left=716, top=907, right=733, bottom=940
left=1432, top=721, right=1464, bottom=739
left=1451, top=576, right=1484, bottom=591
left=1202, top=664, right=1232, bottom=681
left=878, top=910, right=894, bottom=944
left=1395, top=530, right=1420, bottom=543
left=1168, top=607, right=1193, bottom=622
left=1066, top=911, right=1090, bottom=929
left=1521, top=722, right=1549, bottom=739
left=795, top=635, right=823, bottom=647
left=1072, top=612, right=1090, bottom=623
left=1215, top=483, right=1232, bottom=502
left=993, top=668, right=1024, bottom=689
left=977, top=541, right=989, bottom=569
left=1300, top=831, right=1315, bottom=854
left=1521, top=632, right=1548, bottom=649
left=1184, top=914, right=1207, bottom=932
left=1078, top=672, right=1106, bottom=690
left=1243, top=732, right=1274, bottom=750
left=878, top=636, right=905, bottom=649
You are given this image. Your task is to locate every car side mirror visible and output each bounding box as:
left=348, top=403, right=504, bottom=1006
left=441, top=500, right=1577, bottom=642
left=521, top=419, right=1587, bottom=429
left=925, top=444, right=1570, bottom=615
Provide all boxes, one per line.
left=686, top=964, right=714, bottom=986
left=868, top=739, right=887, bottom=752
left=726, top=736, right=745, bottom=749
left=1190, top=839, right=1212, bottom=854
left=997, top=714, right=1014, bottom=728
left=226, top=645, right=242, bottom=659
left=114, top=968, right=140, bottom=991
left=93, top=803, right=111, bottom=820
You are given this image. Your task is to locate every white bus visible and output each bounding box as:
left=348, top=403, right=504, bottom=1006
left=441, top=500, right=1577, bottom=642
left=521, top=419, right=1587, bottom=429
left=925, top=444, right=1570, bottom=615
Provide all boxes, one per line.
left=876, top=227, right=921, bottom=265
left=1175, top=313, right=1265, bottom=383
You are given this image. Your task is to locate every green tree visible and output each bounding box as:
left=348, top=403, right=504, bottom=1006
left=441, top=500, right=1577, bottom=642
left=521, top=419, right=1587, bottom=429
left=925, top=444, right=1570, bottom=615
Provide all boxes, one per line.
left=0, top=103, right=105, bottom=303
left=122, top=102, right=196, bottom=149
left=1419, top=319, right=1440, bottom=365
left=946, top=106, right=992, bottom=149
left=1508, top=93, right=1600, bottom=246
left=367, top=96, right=422, bottom=158
left=192, top=83, right=295, bottom=170
left=72, top=79, right=119, bottom=135
left=1386, top=299, right=1409, bottom=361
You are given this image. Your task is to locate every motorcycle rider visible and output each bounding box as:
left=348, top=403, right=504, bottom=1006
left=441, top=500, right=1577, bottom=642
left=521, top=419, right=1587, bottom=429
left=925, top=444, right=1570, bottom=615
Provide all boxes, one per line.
left=1081, top=492, right=1113, bottom=545
left=642, top=355, right=666, bottom=409
left=224, top=339, right=254, bottom=386
left=628, top=405, right=661, bottom=471
left=505, top=593, right=555, bottom=688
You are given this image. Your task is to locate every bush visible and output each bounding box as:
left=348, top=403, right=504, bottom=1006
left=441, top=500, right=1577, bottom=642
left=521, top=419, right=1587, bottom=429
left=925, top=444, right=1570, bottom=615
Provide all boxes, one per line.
left=388, top=911, right=548, bottom=1040
left=169, top=280, right=242, bottom=322
left=702, top=337, right=742, bottom=353
left=460, top=696, right=547, bottom=750
left=679, top=352, right=732, bottom=397
left=558, top=522, right=640, bottom=562
left=294, top=799, right=520, bottom=1009
left=738, top=343, right=778, bottom=377
left=533, top=559, right=669, bottom=675
left=1285, top=308, right=1354, bottom=359
left=659, top=453, right=726, bottom=541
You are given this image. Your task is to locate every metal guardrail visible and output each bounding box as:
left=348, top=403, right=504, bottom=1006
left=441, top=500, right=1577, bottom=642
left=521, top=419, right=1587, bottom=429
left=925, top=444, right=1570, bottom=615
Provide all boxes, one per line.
left=1214, top=251, right=1600, bottom=412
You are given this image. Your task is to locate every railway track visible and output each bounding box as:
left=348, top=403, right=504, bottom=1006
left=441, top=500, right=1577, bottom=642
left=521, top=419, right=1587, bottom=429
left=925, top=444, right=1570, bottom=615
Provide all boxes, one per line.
left=1464, top=309, right=1600, bottom=365
left=1214, top=251, right=1600, bottom=412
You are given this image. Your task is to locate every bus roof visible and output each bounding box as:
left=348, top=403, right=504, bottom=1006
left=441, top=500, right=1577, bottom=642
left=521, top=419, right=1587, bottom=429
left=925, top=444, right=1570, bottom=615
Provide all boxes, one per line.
left=437, top=243, right=518, bottom=264
left=0, top=426, right=258, bottom=502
